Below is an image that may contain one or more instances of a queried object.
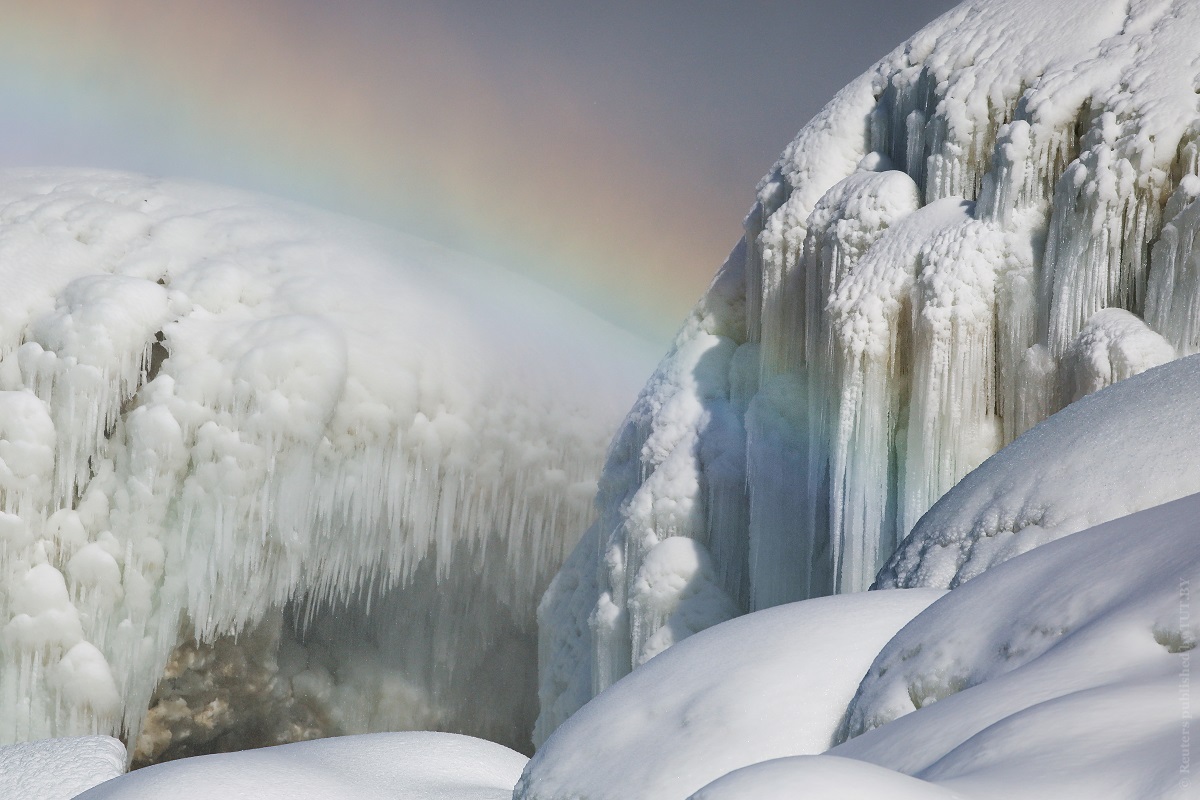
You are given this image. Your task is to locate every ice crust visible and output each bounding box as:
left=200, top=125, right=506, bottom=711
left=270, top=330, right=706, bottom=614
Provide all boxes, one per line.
left=0, top=735, right=126, bottom=800
left=0, top=169, right=652, bottom=754
left=537, top=0, right=1200, bottom=736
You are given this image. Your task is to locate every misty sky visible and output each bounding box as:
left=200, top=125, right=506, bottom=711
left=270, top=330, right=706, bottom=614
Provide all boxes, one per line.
left=0, top=0, right=959, bottom=343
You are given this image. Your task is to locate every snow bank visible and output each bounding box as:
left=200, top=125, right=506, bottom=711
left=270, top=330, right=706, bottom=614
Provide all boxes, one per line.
left=830, top=492, right=1200, bottom=799
left=688, top=755, right=963, bottom=800
left=0, top=168, right=654, bottom=756
left=75, top=732, right=526, bottom=800
left=516, top=589, right=943, bottom=800
left=0, top=735, right=126, bottom=800
left=879, top=353, right=1200, bottom=588
left=538, top=0, right=1200, bottom=736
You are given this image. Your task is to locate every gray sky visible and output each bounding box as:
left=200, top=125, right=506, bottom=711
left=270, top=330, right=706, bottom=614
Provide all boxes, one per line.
left=0, top=0, right=960, bottom=343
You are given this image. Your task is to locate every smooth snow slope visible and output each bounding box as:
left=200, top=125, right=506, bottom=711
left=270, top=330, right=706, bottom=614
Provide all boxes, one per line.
left=537, top=0, right=1200, bottom=739
left=688, top=755, right=966, bottom=800
left=75, top=732, right=526, bottom=800
left=518, top=589, right=944, bottom=800
left=0, top=169, right=654, bottom=756
left=828, top=492, right=1200, bottom=799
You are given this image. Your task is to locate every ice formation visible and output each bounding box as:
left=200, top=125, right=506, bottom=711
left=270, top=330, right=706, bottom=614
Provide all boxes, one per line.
left=537, top=0, right=1200, bottom=736
left=0, top=169, right=653, bottom=756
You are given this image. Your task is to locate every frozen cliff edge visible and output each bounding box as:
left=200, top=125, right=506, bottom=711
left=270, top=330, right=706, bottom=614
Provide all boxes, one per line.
left=0, top=168, right=654, bottom=758
left=537, top=0, right=1200, bottom=741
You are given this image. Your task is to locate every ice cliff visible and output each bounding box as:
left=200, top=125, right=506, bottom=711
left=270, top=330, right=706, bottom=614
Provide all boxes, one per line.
left=0, top=169, right=652, bottom=758
left=536, top=0, right=1200, bottom=742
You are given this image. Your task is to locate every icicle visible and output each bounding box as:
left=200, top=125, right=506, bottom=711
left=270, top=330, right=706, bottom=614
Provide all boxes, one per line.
left=746, top=373, right=820, bottom=609
left=1146, top=176, right=1200, bottom=354
left=902, top=217, right=1008, bottom=541
left=827, top=198, right=969, bottom=590
left=1041, top=101, right=1184, bottom=359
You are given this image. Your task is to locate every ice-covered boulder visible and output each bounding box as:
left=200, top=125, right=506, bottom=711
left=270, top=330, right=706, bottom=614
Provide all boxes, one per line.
left=0, top=169, right=653, bottom=756
left=517, top=588, right=944, bottom=799
left=538, top=0, right=1200, bottom=736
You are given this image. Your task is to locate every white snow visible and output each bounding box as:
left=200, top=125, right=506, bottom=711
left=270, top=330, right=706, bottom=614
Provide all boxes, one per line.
left=529, top=495, right=1200, bottom=800
left=0, top=168, right=655, bottom=755
left=832, top=492, right=1200, bottom=799
left=536, top=0, right=1200, bottom=737
left=74, top=732, right=527, bottom=800
left=0, top=735, right=126, bottom=800
left=6, top=1, right=1200, bottom=796
left=688, top=755, right=964, bottom=800
left=516, top=588, right=944, bottom=799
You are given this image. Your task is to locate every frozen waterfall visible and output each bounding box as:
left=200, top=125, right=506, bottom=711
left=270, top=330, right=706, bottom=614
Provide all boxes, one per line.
left=0, top=169, right=653, bottom=758
left=537, top=0, right=1200, bottom=743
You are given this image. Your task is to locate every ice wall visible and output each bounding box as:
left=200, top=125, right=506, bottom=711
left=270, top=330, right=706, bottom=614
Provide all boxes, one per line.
left=0, top=169, right=652, bottom=755
left=537, top=0, right=1200, bottom=740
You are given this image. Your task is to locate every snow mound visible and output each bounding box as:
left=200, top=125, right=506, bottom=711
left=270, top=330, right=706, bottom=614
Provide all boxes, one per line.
left=878, top=353, right=1200, bottom=588
left=0, top=735, right=126, bottom=800
left=0, top=169, right=652, bottom=755
left=833, top=492, right=1200, bottom=799
left=516, top=588, right=944, bottom=800
left=538, top=0, right=1200, bottom=736
left=687, top=755, right=963, bottom=800
left=74, top=732, right=527, bottom=800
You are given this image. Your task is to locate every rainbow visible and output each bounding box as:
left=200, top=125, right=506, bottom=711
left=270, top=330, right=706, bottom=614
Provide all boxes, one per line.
left=0, top=0, right=744, bottom=344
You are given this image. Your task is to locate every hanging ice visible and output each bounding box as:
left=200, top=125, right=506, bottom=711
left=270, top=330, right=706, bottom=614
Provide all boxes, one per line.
left=537, top=0, right=1200, bottom=741
left=0, top=169, right=654, bottom=758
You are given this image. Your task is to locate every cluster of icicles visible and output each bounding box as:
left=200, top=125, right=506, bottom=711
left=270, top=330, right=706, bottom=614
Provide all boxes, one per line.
left=536, top=0, right=1200, bottom=743
left=0, top=171, right=632, bottom=756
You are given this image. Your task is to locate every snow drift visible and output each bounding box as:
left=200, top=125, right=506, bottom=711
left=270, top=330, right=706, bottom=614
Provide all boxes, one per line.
left=517, top=589, right=944, bottom=800
left=828, top=491, right=1200, bottom=799
left=0, top=169, right=653, bottom=758
left=75, top=732, right=527, bottom=800
left=537, top=0, right=1200, bottom=738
